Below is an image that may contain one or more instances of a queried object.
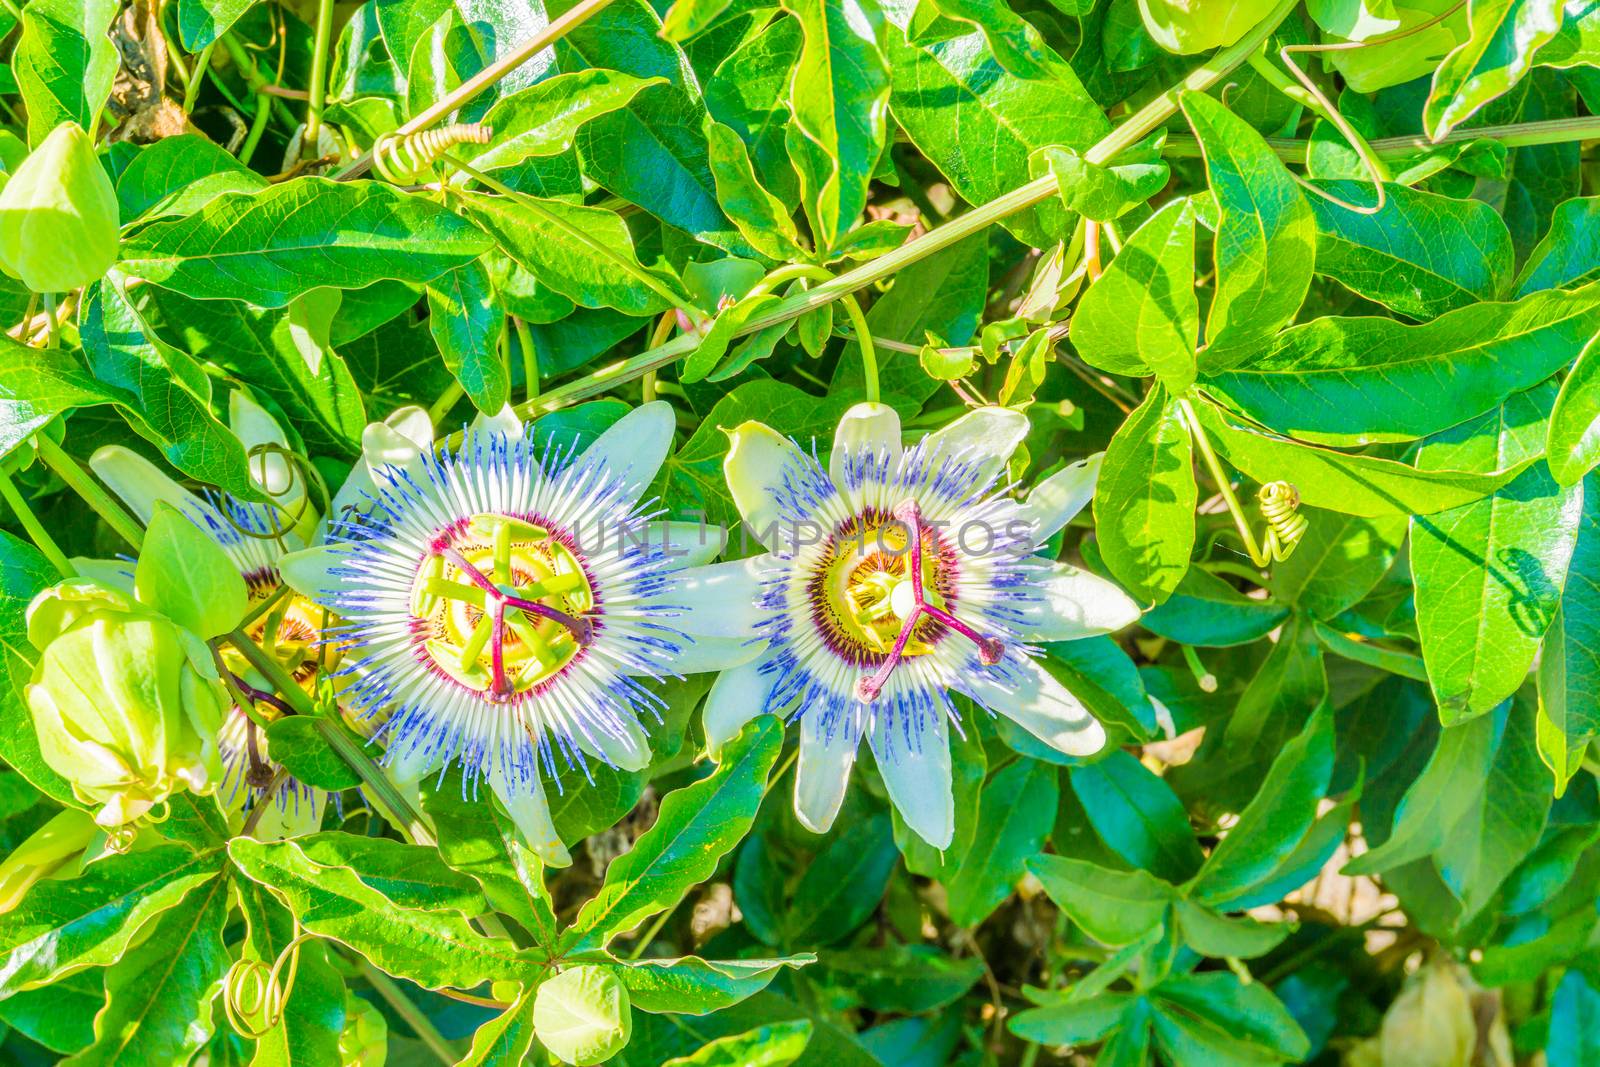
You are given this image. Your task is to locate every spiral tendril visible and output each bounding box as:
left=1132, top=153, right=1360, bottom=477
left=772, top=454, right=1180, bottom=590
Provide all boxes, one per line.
left=1256, top=481, right=1308, bottom=563
left=372, top=124, right=493, bottom=183
left=223, top=922, right=319, bottom=1039
left=218, top=443, right=329, bottom=545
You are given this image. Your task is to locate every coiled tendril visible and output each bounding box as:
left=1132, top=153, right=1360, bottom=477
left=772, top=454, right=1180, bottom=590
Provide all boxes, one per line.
left=372, top=124, right=492, bottom=184
left=220, top=443, right=330, bottom=545
left=223, top=921, right=319, bottom=1039
left=1256, top=481, right=1308, bottom=563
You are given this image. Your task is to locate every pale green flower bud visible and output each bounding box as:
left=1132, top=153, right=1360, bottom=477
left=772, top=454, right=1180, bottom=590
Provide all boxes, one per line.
left=0, top=123, right=119, bottom=293
left=0, top=807, right=98, bottom=912
left=338, top=993, right=388, bottom=1067
left=25, top=582, right=227, bottom=828
left=534, top=966, right=632, bottom=1066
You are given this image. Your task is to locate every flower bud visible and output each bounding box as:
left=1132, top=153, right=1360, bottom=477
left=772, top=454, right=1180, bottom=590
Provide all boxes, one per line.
left=1379, top=958, right=1476, bottom=1067
left=338, top=992, right=388, bottom=1066
left=25, top=582, right=227, bottom=827
left=534, top=966, right=632, bottom=1066
left=0, top=123, right=119, bottom=293
left=0, top=808, right=98, bottom=912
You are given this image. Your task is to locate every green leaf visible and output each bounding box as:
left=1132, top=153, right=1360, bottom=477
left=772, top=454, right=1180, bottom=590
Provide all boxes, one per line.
left=946, top=758, right=1057, bottom=926
left=1180, top=90, right=1315, bottom=372
left=1538, top=474, right=1600, bottom=790
left=1269, top=508, right=1408, bottom=619
left=1548, top=332, right=1600, bottom=485
left=0, top=340, right=130, bottom=464
left=1150, top=972, right=1309, bottom=1065
left=557, top=0, right=745, bottom=253
left=564, top=717, right=783, bottom=951
left=780, top=0, right=890, bottom=251
left=12, top=0, right=117, bottom=144
left=0, top=969, right=101, bottom=1053
left=119, top=179, right=491, bottom=308
left=1028, top=854, right=1175, bottom=946
left=1190, top=396, right=1540, bottom=517
left=1345, top=710, right=1499, bottom=876
left=114, top=135, right=267, bottom=222
left=1093, top=386, right=1197, bottom=605
left=1411, top=384, right=1583, bottom=723
left=1203, top=281, right=1600, bottom=445
left=1069, top=197, right=1197, bottom=390
left=457, top=985, right=537, bottom=1067
left=682, top=294, right=785, bottom=383
left=80, top=278, right=258, bottom=499
left=292, top=831, right=487, bottom=914
left=66, top=874, right=229, bottom=1067
left=1038, top=136, right=1169, bottom=223
left=881, top=9, right=1108, bottom=247
left=533, top=964, right=632, bottom=1067
left=660, top=1020, right=813, bottom=1067
left=420, top=776, right=560, bottom=953
left=1516, top=196, right=1600, bottom=295
left=782, top=813, right=897, bottom=946
left=1423, top=0, right=1565, bottom=140
left=425, top=259, right=509, bottom=414
left=262, top=717, right=362, bottom=790
left=1069, top=751, right=1203, bottom=882
left=1139, top=567, right=1290, bottom=647
left=704, top=17, right=802, bottom=207
left=1190, top=704, right=1334, bottom=905
left=1308, top=180, right=1515, bottom=320
left=461, top=190, right=679, bottom=317
left=144, top=291, right=367, bottom=457
left=461, top=69, right=668, bottom=174
left=703, top=120, right=806, bottom=263
left=227, top=836, right=540, bottom=989
left=176, top=0, right=256, bottom=49
left=1172, top=900, right=1289, bottom=960
left=1548, top=969, right=1600, bottom=1067
left=136, top=502, right=248, bottom=639
left=815, top=946, right=982, bottom=1014
left=0, top=844, right=221, bottom=996
left=611, top=956, right=815, bottom=1015
left=0, top=531, right=76, bottom=803
left=1010, top=992, right=1135, bottom=1047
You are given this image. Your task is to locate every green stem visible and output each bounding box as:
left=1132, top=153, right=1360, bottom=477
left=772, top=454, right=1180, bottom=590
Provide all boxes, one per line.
left=354, top=958, right=459, bottom=1065
left=225, top=628, right=436, bottom=846
left=221, top=35, right=297, bottom=131
left=446, top=159, right=695, bottom=315
left=1246, top=50, right=1391, bottom=184
left=34, top=435, right=146, bottom=549
left=303, top=0, right=335, bottom=158
left=184, top=42, right=217, bottom=114
left=0, top=466, right=74, bottom=577
left=333, top=0, right=621, bottom=180
left=41, top=293, right=57, bottom=349
left=515, top=317, right=537, bottom=405
left=626, top=904, right=674, bottom=961
left=428, top=382, right=465, bottom=426
left=239, top=92, right=272, bottom=166
left=1161, top=114, right=1600, bottom=163
left=1178, top=399, right=1270, bottom=569
left=521, top=0, right=1299, bottom=414
left=0, top=0, right=24, bottom=27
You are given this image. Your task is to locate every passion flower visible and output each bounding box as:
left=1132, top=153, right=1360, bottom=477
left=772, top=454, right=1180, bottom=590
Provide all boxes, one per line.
left=276, top=403, right=735, bottom=865
left=696, top=403, right=1140, bottom=848
left=0, top=122, right=119, bottom=293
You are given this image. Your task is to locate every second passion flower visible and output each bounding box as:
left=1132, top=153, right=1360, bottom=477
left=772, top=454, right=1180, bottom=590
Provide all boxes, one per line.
left=276, top=403, right=736, bottom=865
left=695, top=402, right=1142, bottom=850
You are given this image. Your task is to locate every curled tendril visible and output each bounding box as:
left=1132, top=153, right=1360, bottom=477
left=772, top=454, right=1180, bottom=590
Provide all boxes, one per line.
left=223, top=922, right=319, bottom=1039
left=1270, top=1, right=1468, bottom=215
left=104, top=825, right=137, bottom=854
left=1256, top=481, right=1308, bottom=564
left=372, top=124, right=493, bottom=184
left=220, top=443, right=330, bottom=544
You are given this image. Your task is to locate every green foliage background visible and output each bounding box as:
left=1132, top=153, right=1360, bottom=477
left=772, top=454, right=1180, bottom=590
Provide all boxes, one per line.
left=1, top=0, right=1600, bottom=1063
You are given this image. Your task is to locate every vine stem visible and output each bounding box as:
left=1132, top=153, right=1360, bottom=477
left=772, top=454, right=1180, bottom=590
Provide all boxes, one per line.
left=354, top=958, right=459, bottom=1065
left=1161, top=114, right=1600, bottom=163
left=0, top=466, right=75, bottom=577
left=334, top=0, right=620, bottom=180
left=1177, top=398, right=1271, bottom=569
left=303, top=0, right=335, bottom=158
left=225, top=629, right=437, bottom=846
left=33, top=435, right=146, bottom=549
left=750, top=263, right=878, bottom=403
left=520, top=0, right=1300, bottom=415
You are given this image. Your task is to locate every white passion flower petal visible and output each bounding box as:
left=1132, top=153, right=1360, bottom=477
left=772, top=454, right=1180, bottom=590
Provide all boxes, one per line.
left=575, top=401, right=677, bottom=511
left=1010, top=561, right=1143, bottom=642
left=830, top=402, right=901, bottom=505
left=1017, top=453, right=1103, bottom=547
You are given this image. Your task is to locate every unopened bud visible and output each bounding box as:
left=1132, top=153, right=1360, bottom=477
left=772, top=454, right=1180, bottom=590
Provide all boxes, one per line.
left=0, top=123, right=119, bottom=292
